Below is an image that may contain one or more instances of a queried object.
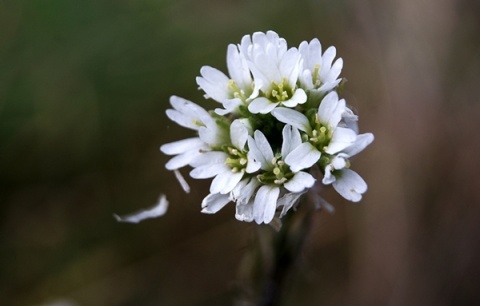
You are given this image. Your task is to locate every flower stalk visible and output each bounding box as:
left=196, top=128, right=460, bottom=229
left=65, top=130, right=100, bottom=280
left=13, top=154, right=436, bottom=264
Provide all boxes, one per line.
left=259, top=199, right=315, bottom=306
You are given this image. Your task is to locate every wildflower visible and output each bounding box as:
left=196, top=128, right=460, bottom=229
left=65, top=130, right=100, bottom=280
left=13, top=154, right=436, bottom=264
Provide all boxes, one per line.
left=159, top=96, right=212, bottom=172
left=246, top=126, right=316, bottom=223
left=272, top=91, right=374, bottom=201
left=298, top=38, right=343, bottom=95
left=322, top=133, right=374, bottom=201
left=239, top=31, right=307, bottom=114
left=271, top=91, right=357, bottom=157
left=117, top=31, right=374, bottom=225
left=196, top=44, right=260, bottom=115
left=189, top=119, right=258, bottom=195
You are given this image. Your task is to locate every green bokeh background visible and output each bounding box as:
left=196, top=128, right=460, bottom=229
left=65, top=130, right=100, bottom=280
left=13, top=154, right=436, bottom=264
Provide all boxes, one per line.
left=2, top=0, right=480, bottom=305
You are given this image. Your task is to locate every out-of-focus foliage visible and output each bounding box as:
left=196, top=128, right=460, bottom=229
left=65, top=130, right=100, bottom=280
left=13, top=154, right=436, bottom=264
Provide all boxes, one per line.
left=1, top=0, right=480, bottom=305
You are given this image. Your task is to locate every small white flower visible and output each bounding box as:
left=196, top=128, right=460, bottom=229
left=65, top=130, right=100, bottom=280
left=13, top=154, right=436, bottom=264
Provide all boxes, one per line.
left=246, top=126, right=315, bottom=224
left=299, top=38, right=343, bottom=94
left=239, top=31, right=307, bottom=114
left=160, top=96, right=228, bottom=192
left=160, top=96, right=218, bottom=170
left=159, top=97, right=218, bottom=170
left=322, top=133, right=374, bottom=202
left=272, top=91, right=357, bottom=158
left=196, top=44, right=260, bottom=115
left=190, top=119, right=257, bottom=195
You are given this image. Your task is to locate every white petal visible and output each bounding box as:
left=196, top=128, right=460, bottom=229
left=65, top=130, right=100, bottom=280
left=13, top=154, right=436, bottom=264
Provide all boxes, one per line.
left=253, top=185, right=280, bottom=224
left=325, top=127, right=357, bottom=154
left=230, top=178, right=248, bottom=201
left=169, top=96, right=212, bottom=128
left=210, top=170, right=244, bottom=194
left=160, top=138, right=204, bottom=155
left=279, top=48, right=301, bottom=86
left=190, top=163, right=230, bottom=179
left=253, top=130, right=274, bottom=169
left=327, top=58, right=343, bottom=82
left=322, top=164, right=336, bottom=185
left=199, top=66, right=230, bottom=87
left=165, top=109, right=200, bottom=130
left=196, top=66, right=230, bottom=102
left=281, top=88, right=307, bottom=107
left=284, top=171, right=315, bottom=193
left=227, top=44, right=252, bottom=89
left=281, top=125, right=302, bottom=157
left=342, top=133, right=374, bottom=157
left=252, top=50, right=282, bottom=84
left=114, top=194, right=168, bottom=223
left=248, top=79, right=262, bottom=101
left=317, top=79, right=341, bottom=92
left=235, top=201, right=254, bottom=222
left=248, top=97, right=279, bottom=114
left=232, top=178, right=260, bottom=205
left=198, top=125, right=225, bottom=147
left=218, top=98, right=243, bottom=115
left=190, top=151, right=228, bottom=167
left=201, top=193, right=231, bottom=214
left=317, top=91, right=345, bottom=128
left=165, top=151, right=200, bottom=170
left=247, top=135, right=268, bottom=169
left=239, top=34, right=253, bottom=59
left=332, top=169, right=367, bottom=202
left=300, top=69, right=314, bottom=89
left=300, top=38, right=322, bottom=68
left=342, top=106, right=359, bottom=133
left=285, top=142, right=321, bottom=172
left=174, top=169, right=190, bottom=193
left=230, top=119, right=249, bottom=149
left=272, top=107, right=311, bottom=133
left=332, top=154, right=348, bottom=169
left=246, top=153, right=262, bottom=173
left=319, top=46, right=336, bottom=78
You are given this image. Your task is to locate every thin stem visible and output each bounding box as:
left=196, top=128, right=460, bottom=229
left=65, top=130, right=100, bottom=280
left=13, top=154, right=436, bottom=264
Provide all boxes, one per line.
left=259, top=200, right=315, bottom=306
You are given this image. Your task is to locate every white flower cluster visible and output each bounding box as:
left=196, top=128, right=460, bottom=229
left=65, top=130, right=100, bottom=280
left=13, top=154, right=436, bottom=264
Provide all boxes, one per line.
left=160, top=31, right=373, bottom=224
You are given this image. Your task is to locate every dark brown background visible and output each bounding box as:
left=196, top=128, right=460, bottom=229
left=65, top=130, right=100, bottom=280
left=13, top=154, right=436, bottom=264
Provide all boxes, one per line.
left=1, top=0, right=480, bottom=305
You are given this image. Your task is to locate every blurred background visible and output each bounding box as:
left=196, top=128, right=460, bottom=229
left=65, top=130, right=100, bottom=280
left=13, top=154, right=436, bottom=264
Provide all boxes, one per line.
left=1, top=0, right=480, bottom=305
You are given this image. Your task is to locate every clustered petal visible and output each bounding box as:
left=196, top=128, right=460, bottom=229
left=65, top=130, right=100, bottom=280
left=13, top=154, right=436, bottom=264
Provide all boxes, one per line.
left=156, top=31, right=374, bottom=225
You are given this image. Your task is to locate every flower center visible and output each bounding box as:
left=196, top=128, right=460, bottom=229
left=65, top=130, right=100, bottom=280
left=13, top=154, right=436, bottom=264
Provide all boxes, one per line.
left=312, top=64, right=322, bottom=88
left=256, top=155, right=293, bottom=185
left=303, top=113, right=333, bottom=152
left=267, top=79, right=292, bottom=102
left=224, top=146, right=248, bottom=173
left=227, top=80, right=247, bottom=101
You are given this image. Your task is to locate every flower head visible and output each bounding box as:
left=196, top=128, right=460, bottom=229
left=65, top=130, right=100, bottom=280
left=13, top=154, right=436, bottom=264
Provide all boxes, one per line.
left=120, top=31, right=374, bottom=225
